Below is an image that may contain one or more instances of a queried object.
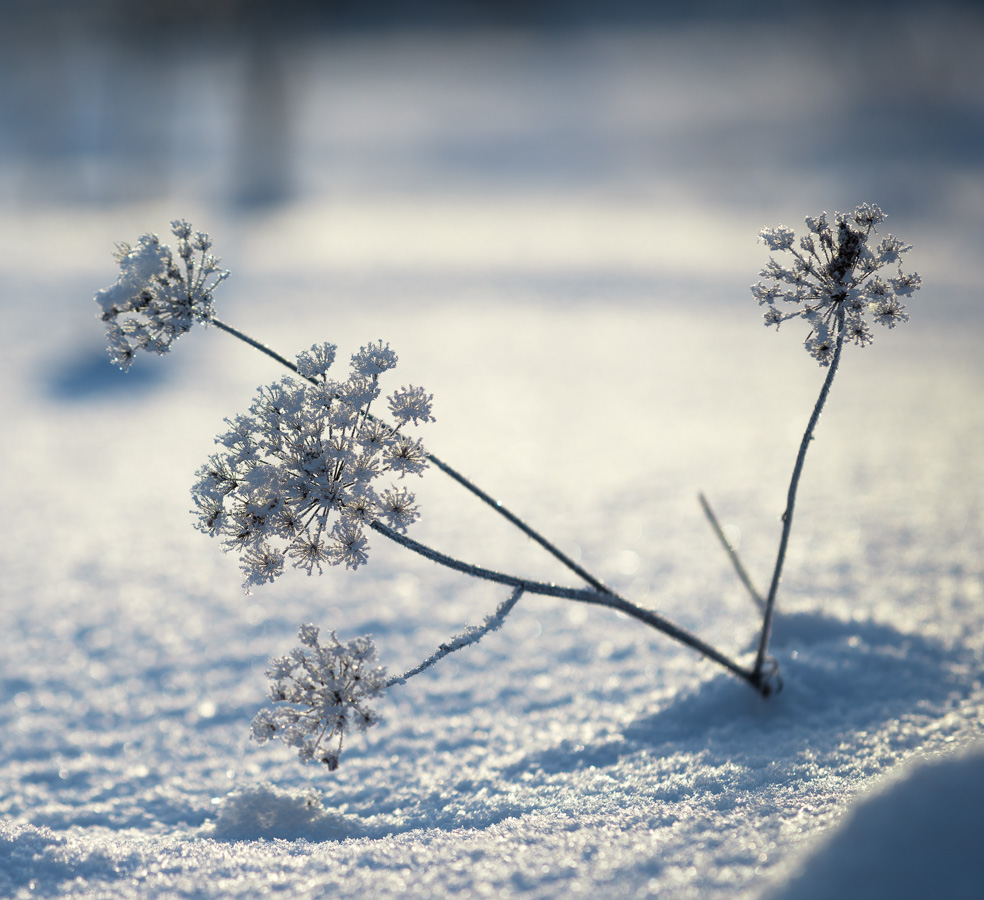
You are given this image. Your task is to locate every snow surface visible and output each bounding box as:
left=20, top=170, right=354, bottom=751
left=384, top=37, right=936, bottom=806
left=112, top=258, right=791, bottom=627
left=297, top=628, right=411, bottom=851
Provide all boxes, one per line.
left=2, top=15, right=984, bottom=900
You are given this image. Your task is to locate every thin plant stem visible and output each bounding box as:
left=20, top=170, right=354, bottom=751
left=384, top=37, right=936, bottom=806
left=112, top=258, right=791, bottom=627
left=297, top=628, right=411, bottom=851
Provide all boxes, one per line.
left=426, top=455, right=614, bottom=595
left=752, top=308, right=847, bottom=686
left=211, top=318, right=301, bottom=373
left=210, top=315, right=616, bottom=597
left=371, top=521, right=761, bottom=691
left=386, top=586, right=525, bottom=687
left=698, top=492, right=764, bottom=610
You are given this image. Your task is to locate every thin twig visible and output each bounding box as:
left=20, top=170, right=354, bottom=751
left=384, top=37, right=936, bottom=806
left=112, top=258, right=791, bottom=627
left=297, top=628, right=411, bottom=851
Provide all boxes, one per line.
left=386, top=586, right=525, bottom=687
left=427, top=455, right=614, bottom=596
left=752, top=308, right=847, bottom=687
left=697, top=492, right=764, bottom=610
left=371, top=521, right=760, bottom=691
left=211, top=318, right=301, bottom=374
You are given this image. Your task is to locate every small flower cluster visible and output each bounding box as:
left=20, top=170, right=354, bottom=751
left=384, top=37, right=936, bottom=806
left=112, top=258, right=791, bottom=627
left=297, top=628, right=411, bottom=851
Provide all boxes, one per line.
left=250, top=625, right=386, bottom=770
left=191, top=340, right=433, bottom=591
left=95, top=220, right=229, bottom=371
left=752, top=203, right=920, bottom=364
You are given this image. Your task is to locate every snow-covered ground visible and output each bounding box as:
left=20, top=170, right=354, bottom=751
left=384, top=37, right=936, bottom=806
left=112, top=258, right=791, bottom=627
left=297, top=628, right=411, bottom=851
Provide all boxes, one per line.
left=2, top=12, right=983, bottom=899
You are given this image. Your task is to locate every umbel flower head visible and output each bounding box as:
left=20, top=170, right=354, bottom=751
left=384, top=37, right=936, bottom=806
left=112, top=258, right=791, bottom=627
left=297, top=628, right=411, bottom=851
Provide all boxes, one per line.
left=95, top=219, right=229, bottom=371
left=752, top=203, right=921, bottom=365
left=251, top=625, right=386, bottom=770
left=191, top=340, right=433, bottom=592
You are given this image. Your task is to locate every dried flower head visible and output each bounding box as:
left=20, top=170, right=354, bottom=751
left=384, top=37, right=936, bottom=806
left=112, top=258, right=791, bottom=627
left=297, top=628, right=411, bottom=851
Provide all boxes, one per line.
left=251, top=625, right=386, bottom=769
left=191, top=341, right=432, bottom=592
left=95, top=220, right=229, bottom=371
left=752, top=204, right=920, bottom=365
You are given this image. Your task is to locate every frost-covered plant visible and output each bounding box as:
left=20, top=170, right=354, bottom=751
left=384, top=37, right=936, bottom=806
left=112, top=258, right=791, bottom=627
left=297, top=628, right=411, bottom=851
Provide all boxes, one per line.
left=94, top=208, right=920, bottom=769
left=95, top=219, right=229, bottom=371
left=251, top=590, right=525, bottom=769
left=251, top=625, right=386, bottom=770
left=754, top=203, right=920, bottom=365
left=191, top=341, right=431, bottom=592
left=702, top=204, right=920, bottom=689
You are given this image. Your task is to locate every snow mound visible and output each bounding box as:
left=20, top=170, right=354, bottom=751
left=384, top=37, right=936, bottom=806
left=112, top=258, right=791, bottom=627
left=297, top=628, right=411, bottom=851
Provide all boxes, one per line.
left=763, top=743, right=984, bottom=900
left=206, top=784, right=367, bottom=843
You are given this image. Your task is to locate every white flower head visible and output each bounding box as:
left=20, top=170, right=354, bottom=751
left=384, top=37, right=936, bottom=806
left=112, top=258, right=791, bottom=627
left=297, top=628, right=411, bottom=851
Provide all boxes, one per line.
left=296, top=342, right=338, bottom=379
left=752, top=204, right=920, bottom=365
left=388, top=385, right=435, bottom=426
left=251, top=625, right=386, bottom=770
left=191, top=341, right=432, bottom=592
left=95, top=220, right=229, bottom=370
left=759, top=225, right=796, bottom=251
left=351, top=340, right=398, bottom=377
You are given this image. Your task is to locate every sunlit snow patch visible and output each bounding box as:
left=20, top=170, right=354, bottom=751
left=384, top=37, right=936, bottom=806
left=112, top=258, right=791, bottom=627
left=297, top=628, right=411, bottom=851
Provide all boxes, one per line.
left=204, top=783, right=367, bottom=842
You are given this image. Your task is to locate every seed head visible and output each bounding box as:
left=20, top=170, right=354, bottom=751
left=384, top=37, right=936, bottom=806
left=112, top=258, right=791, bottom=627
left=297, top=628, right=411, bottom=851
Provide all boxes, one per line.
left=753, top=204, right=920, bottom=365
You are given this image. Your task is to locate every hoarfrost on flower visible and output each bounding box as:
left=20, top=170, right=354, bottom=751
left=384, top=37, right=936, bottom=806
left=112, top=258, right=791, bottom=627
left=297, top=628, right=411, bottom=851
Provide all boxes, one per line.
left=351, top=340, right=398, bottom=377
left=752, top=204, right=920, bottom=365
left=251, top=625, right=386, bottom=770
left=388, top=385, right=436, bottom=426
left=95, top=220, right=229, bottom=370
left=191, top=341, right=433, bottom=592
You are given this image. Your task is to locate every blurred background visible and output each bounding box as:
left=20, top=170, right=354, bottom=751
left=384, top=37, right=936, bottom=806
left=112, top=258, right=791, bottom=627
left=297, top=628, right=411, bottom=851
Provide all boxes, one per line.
left=2, top=10, right=984, bottom=897
left=2, top=1, right=981, bottom=277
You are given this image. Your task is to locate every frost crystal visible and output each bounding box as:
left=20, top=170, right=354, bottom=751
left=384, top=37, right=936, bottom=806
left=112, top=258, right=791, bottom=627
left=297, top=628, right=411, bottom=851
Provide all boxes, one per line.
left=752, top=204, right=920, bottom=365
left=251, top=625, right=386, bottom=770
left=191, top=341, right=432, bottom=592
left=95, top=221, right=229, bottom=370
left=387, top=385, right=436, bottom=426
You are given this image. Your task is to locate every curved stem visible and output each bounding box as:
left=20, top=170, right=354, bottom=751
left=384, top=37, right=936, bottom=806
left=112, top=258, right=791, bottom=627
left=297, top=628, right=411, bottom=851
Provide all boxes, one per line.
left=386, top=586, right=525, bottom=687
left=371, top=521, right=760, bottom=691
left=752, top=309, right=847, bottom=685
left=211, top=316, right=616, bottom=597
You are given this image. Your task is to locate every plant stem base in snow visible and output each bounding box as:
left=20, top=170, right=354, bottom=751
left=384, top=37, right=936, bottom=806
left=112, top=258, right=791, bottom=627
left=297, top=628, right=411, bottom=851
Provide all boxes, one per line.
left=371, top=522, right=763, bottom=692
left=700, top=318, right=847, bottom=697
left=752, top=313, right=847, bottom=686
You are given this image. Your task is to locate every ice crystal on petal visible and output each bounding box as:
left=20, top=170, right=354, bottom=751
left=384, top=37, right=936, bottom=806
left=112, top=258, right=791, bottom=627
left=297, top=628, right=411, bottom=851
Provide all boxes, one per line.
left=388, top=435, right=428, bottom=477
left=752, top=204, right=920, bottom=365
left=872, top=297, right=909, bottom=328
left=251, top=625, right=386, bottom=770
left=95, top=221, right=229, bottom=370
left=191, top=342, right=431, bottom=591
left=330, top=520, right=370, bottom=570
left=296, top=343, right=338, bottom=379
left=351, top=341, right=398, bottom=377
left=759, top=225, right=796, bottom=251
left=379, top=486, right=419, bottom=532
left=388, top=385, right=436, bottom=425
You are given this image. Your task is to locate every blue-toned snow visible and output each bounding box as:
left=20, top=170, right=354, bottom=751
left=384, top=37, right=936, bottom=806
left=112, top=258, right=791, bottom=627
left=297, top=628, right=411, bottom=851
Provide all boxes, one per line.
left=1, top=11, right=983, bottom=899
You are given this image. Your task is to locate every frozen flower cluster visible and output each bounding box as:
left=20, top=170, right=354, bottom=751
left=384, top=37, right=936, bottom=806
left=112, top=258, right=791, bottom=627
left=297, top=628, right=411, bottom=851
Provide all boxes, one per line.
left=95, top=220, right=229, bottom=371
left=191, top=340, right=433, bottom=591
left=753, top=203, right=921, bottom=365
left=251, top=625, right=386, bottom=770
